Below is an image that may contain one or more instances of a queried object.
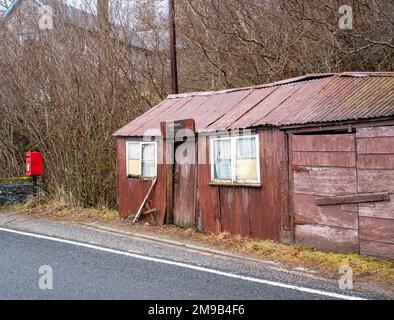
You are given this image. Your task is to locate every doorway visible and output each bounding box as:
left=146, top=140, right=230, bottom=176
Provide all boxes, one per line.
left=172, top=141, right=197, bottom=228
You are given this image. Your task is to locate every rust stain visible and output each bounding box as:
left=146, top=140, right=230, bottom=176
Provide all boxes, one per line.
left=113, top=72, right=394, bottom=137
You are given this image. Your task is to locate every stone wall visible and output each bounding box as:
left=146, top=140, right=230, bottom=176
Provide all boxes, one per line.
left=0, top=180, right=34, bottom=206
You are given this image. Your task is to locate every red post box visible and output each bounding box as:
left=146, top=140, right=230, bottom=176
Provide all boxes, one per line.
left=26, top=152, right=44, bottom=176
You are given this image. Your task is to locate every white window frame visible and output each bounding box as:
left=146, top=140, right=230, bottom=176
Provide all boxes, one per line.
left=210, top=134, right=260, bottom=185
left=126, top=141, right=157, bottom=179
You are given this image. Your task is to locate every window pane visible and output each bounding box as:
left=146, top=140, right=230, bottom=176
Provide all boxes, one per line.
left=128, top=142, right=140, bottom=160
left=214, top=139, right=231, bottom=160
left=236, top=159, right=258, bottom=181
left=213, top=139, right=232, bottom=180
left=236, top=137, right=256, bottom=159
left=142, top=160, right=155, bottom=177
left=127, top=159, right=141, bottom=176
left=141, top=143, right=156, bottom=177
left=142, top=143, right=155, bottom=161
left=236, top=136, right=258, bottom=181
left=214, top=160, right=232, bottom=180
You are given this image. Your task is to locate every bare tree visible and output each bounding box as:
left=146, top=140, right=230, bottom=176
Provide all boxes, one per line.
left=0, top=0, right=169, bottom=207
left=0, top=0, right=392, bottom=208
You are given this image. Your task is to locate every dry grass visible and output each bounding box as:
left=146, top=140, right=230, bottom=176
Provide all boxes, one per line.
left=145, top=226, right=394, bottom=285
left=3, top=201, right=394, bottom=285
left=8, top=198, right=119, bottom=223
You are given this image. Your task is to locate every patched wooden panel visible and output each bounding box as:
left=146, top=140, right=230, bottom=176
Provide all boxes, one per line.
left=295, top=224, right=359, bottom=254
left=292, top=134, right=355, bottom=152
left=358, top=197, right=394, bottom=220
left=294, top=194, right=358, bottom=229
left=358, top=154, right=394, bottom=170
left=358, top=170, right=394, bottom=193
left=359, top=217, right=394, bottom=245
left=357, top=126, right=394, bottom=138
left=357, top=137, right=394, bottom=154
left=292, top=151, right=355, bottom=167
left=294, top=167, right=357, bottom=195
left=360, top=240, right=394, bottom=261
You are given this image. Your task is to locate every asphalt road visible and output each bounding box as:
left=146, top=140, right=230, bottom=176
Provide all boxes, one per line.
left=0, top=227, right=365, bottom=300
left=0, top=229, right=321, bottom=300
left=0, top=212, right=391, bottom=300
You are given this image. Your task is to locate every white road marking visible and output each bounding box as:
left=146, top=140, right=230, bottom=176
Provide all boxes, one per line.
left=0, top=226, right=365, bottom=300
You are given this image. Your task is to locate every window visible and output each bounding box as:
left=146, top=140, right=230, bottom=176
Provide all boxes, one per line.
left=126, top=141, right=157, bottom=178
left=210, top=135, right=260, bottom=184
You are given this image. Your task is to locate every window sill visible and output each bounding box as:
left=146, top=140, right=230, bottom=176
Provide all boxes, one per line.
left=209, top=181, right=262, bottom=188
left=126, top=176, right=156, bottom=181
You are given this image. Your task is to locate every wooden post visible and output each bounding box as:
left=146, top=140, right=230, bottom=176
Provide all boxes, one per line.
left=169, top=0, right=179, bottom=94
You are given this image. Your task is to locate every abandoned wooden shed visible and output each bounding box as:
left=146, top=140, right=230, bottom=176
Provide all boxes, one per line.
left=113, top=72, right=394, bottom=260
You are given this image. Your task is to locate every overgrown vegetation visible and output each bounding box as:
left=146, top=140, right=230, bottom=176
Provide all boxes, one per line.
left=0, top=0, right=393, bottom=208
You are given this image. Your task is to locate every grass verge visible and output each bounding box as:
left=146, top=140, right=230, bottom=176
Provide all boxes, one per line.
left=5, top=199, right=119, bottom=223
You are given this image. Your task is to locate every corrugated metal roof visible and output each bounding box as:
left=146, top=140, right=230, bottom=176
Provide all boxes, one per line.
left=113, top=72, right=394, bottom=137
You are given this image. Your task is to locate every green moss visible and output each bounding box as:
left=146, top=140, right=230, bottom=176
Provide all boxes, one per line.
left=0, top=177, right=30, bottom=183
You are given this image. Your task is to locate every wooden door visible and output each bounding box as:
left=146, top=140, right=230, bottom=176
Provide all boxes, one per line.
left=173, top=143, right=196, bottom=228
left=356, top=126, right=394, bottom=260
left=291, top=134, right=359, bottom=254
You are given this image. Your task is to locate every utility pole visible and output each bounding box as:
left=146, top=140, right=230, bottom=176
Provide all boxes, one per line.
left=97, top=0, right=110, bottom=34
left=169, top=0, right=179, bottom=94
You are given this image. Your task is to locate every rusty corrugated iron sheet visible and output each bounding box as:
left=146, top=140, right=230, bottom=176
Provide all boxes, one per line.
left=113, top=72, right=394, bottom=137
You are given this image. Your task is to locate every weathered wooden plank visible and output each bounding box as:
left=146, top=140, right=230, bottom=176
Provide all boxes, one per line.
left=357, top=137, right=394, bottom=154
left=357, top=126, right=394, bottom=138
left=293, top=167, right=357, bottom=195
left=249, top=130, right=286, bottom=241
left=359, top=217, right=394, bottom=245
left=360, top=240, right=394, bottom=261
left=292, top=151, right=356, bottom=168
left=143, top=208, right=158, bottom=215
left=220, top=187, right=239, bottom=236
left=234, top=188, right=252, bottom=237
left=316, top=192, right=390, bottom=206
left=358, top=170, right=394, bottom=193
left=197, top=136, right=221, bottom=233
left=295, top=224, right=359, bottom=254
left=358, top=154, right=394, bottom=170
left=359, top=198, right=394, bottom=220
left=292, top=134, right=355, bottom=152
left=294, top=194, right=358, bottom=229
left=133, top=178, right=157, bottom=223
left=173, top=159, right=196, bottom=228
left=150, top=139, right=167, bottom=225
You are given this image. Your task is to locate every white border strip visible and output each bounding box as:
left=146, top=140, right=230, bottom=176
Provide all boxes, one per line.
left=0, top=227, right=365, bottom=300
